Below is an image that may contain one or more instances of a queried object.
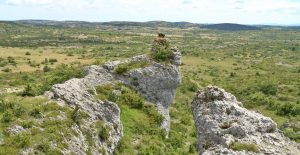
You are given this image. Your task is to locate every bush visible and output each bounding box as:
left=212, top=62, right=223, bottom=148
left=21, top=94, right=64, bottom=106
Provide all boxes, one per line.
left=19, top=64, right=84, bottom=96
left=142, top=104, right=164, bottom=125
left=179, top=78, right=199, bottom=93
left=151, top=46, right=172, bottom=62
left=6, top=132, right=31, bottom=148
left=25, top=52, right=31, bottom=55
left=114, top=61, right=149, bottom=74
left=283, top=128, right=300, bottom=142
left=276, top=103, right=299, bottom=116
left=2, top=68, right=11, bottom=72
left=29, top=107, right=42, bottom=118
left=20, top=84, right=35, bottom=96
left=1, top=110, right=14, bottom=123
left=49, top=58, right=58, bottom=63
left=259, top=83, right=277, bottom=95
left=43, top=66, right=50, bottom=72
left=229, top=142, right=259, bottom=152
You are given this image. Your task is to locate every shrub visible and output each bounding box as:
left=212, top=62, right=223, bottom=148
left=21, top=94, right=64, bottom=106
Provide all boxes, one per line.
left=29, top=107, right=42, bottom=118
left=283, top=128, right=300, bottom=142
left=259, top=83, right=277, bottom=95
left=2, top=68, right=11, bottom=72
left=25, top=52, right=31, bottom=55
left=229, top=142, right=259, bottom=152
left=43, top=65, right=50, bottom=72
left=6, top=133, right=31, bottom=148
left=20, top=84, right=35, bottom=96
left=36, top=141, right=50, bottom=153
left=96, top=84, right=114, bottom=101
left=151, top=46, right=172, bottom=62
left=114, top=61, right=149, bottom=74
left=12, top=103, right=25, bottom=117
left=19, top=64, right=84, bottom=96
left=143, top=104, right=164, bottom=125
left=119, top=92, right=144, bottom=109
left=276, top=103, right=299, bottom=116
left=0, top=99, right=14, bottom=112
left=1, top=110, right=14, bottom=123
left=49, top=58, right=58, bottom=63
left=179, top=78, right=199, bottom=93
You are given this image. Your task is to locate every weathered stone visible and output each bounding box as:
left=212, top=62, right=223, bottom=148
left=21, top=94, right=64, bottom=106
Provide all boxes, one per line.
left=46, top=69, right=122, bottom=154
left=8, top=125, right=25, bottom=135
left=117, top=49, right=181, bottom=132
left=45, top=48, right=181, bottom=154
left=192, top=86, right=300, bottom=155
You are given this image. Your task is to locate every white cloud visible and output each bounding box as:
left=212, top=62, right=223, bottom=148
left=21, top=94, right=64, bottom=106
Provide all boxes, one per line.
left=5, top=0, right=107, bottom=8
left=5, top=0, right=300, bottom=13
left=2, top=0, right=300, bottom=24
left=234, top=0, right=300, bottom=13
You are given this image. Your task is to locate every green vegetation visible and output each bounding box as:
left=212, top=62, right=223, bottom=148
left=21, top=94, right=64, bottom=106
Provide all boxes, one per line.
left=19, top=64, right=83, bottom=96
left=95, top=120, right=111, bottom=141
left=283, top=128, right=300, bottom=142
left=114, top=61, right=149, bottom=74
left=0, top=22, right=299, bottom=153
left=229, top=142, right=259, bottom=153
left=0, top=95, right=79, bottom=154
left=95, top=83, right=195, bottom=154
left=151, top=45, right=172, bottom=62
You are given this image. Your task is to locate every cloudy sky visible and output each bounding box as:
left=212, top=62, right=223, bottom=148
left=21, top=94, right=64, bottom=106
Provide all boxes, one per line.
left=0, top=0, right=300, bottom=25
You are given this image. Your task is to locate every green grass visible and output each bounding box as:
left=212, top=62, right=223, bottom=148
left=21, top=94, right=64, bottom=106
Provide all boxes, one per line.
left=229, top=142, right=259, bottom=153
left=114, top=61, right=150, bottom=74
left=0, top=95, right=79, bottom=154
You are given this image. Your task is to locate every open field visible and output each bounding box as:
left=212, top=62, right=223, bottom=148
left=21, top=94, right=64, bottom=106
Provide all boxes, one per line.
left=0, top=22, right=299, bottom=154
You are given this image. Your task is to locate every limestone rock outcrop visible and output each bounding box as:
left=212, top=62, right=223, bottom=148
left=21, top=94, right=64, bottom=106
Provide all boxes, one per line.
left=46, top=66, right=122, bottom=155
left=46, top=48, right=181, bottom=154
left=191, top=86, right=300, bottom=155
left=103, top=48, right=181, bottom=132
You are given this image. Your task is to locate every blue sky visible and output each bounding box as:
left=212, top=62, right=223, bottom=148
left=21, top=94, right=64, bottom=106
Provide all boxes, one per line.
left=0, top=0, right=300, bottom=25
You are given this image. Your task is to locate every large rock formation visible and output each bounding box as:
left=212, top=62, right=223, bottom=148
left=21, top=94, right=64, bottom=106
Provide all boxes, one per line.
left=104, top=48, right=181, bottom=131
left=192, top=86, right=300, bottom=155
left=46, top=66, right=122, bottom=154
left=46, top=48, right=181, bottom=154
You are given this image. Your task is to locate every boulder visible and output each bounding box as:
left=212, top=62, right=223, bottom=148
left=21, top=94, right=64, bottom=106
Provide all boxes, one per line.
left=191, top=86, right=300, bottom=155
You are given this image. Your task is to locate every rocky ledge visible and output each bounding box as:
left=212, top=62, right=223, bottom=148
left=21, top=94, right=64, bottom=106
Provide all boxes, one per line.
left=45, top=48, right=181, bottom=154
left=191, top=86, right=300, bottom=155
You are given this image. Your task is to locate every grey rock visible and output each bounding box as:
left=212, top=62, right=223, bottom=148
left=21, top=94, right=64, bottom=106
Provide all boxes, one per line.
left=117, top=49, right=181, bottom=132
left=47, top=67, right=122, bottom=154
left=45, top=48, right=181, bottom=154
left=8, top=125, right=25, bottom=135
left=170, top=47, right=182, bottom=66
left=192, top=86, right=300, bottom=155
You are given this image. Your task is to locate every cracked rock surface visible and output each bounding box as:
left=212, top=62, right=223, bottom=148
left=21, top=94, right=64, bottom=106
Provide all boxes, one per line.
left=46, top=48, right=181, bottom=154
left=192, top=86, right=300, bottom=155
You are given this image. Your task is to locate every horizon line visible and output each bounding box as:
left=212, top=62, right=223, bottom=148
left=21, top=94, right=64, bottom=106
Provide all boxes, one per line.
left=1, top=19, right=300, bottom=27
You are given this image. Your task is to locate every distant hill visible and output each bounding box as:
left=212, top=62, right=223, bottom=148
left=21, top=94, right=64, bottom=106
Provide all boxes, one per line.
left=1, top=20, right=299, bottom=31
left=201, top=23, right=259, bottom=31
left=14, top=20, right=199, bottom=28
